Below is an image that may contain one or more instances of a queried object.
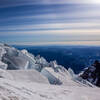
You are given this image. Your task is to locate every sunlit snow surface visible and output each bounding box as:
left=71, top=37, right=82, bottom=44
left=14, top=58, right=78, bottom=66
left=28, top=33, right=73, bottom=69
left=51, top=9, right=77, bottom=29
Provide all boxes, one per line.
left=0, top=43, right=100, bottom=100
left=0, top=78, right=100, bottom=100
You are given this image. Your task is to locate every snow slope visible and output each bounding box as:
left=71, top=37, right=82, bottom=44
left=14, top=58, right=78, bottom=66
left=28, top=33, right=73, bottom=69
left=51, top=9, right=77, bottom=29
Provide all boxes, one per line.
left=0, top=43, right=100, bottom=100
left=7, top=70, right=49, bottom=84
left=0, top=78, right=100, bottom=100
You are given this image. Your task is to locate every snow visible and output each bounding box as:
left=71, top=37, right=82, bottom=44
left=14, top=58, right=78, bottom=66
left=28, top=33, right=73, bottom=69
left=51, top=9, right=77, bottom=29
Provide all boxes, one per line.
left=0, top=69, right=13, bottom=80
left=0, top=78, right=100, bottom=100
left=0, top=43, right=100, bottom=100
left=7, top=70, right=49, bottom=84
left=0, top=61, right=8, bottom=69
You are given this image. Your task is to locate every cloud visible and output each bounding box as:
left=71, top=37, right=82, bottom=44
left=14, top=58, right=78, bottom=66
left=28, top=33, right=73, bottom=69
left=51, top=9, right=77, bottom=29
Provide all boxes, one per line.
left=0, top=23, right=100, bottom=31
left=0, top=28, right=100, bottom=36
left=0, top=1, right=100, bottom=45
left=6, top=41, right=100, bottom=46
left=0, top=0, right=100, bottom=8
left=0, top=4, right=100, bottom=24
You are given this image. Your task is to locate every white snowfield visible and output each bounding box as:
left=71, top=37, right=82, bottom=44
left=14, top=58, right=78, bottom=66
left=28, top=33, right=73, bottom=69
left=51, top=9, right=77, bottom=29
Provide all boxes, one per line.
left=7, top=70, right=49, bottom=84
left=0, top=78, right=100, bottom=100
left=0, top=43, right=100, bottom=100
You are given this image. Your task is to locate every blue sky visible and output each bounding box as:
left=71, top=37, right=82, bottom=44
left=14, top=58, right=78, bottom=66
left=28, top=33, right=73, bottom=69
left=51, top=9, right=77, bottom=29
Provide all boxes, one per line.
left=0, top=0, right=100, bottom=45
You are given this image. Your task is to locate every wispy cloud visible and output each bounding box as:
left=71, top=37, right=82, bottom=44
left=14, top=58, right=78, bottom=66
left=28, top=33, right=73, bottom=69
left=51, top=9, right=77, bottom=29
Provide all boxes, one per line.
left=7, top=41, right=100, bottom=46
left=0, top=23, right=100, bottom=31
left=1, top=29, right=100, bottom=36
left=0, top=4, right=100, bottom=25
left=0, top=0, right=100, bottom=8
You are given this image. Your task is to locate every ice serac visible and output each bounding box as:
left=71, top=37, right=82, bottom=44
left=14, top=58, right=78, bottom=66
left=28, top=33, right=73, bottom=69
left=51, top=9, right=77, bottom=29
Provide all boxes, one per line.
left=20, top=49, right=48, bottom=71
left=41, top=61, right=83, bottom=86
left=41, top=67, right=62, bottom=85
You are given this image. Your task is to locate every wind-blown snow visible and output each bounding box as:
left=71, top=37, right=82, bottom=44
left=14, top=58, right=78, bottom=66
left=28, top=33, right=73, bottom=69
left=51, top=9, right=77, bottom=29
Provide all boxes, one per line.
left=0, top=43, right=100, bottom=100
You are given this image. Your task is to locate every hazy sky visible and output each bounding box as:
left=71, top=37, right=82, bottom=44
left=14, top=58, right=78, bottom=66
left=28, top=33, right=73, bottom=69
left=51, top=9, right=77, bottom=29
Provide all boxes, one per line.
left=0, top=0, right=100, bottom=45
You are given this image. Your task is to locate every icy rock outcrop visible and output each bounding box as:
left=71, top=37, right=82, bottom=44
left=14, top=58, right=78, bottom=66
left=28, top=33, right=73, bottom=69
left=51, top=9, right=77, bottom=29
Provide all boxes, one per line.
left=80, top=65, right=100, bottom=87
left=68, top=68, right=94, bottom=87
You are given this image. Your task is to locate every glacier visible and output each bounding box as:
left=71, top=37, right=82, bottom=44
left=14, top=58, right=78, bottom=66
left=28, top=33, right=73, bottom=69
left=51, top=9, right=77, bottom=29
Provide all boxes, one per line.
left=0, top=43, right=100, bottom=100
